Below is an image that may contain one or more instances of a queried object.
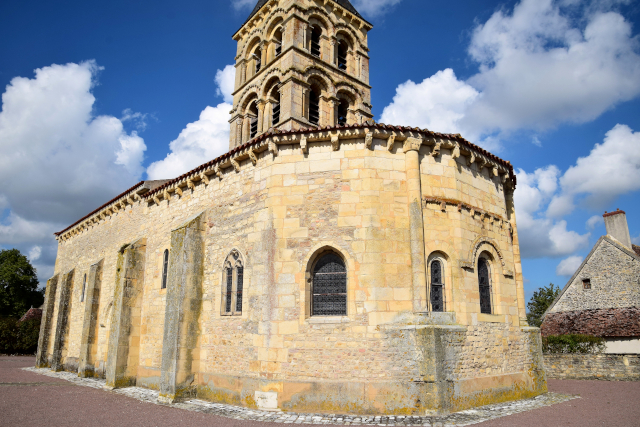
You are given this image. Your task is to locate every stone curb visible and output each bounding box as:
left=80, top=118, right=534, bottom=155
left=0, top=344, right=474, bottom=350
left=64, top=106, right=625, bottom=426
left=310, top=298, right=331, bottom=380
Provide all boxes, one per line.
left=23, top=367, right=577, bottom=426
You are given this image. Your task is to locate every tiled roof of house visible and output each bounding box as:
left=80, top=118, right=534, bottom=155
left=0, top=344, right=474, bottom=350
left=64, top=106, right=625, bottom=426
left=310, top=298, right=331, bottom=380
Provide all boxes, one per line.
left=541, top=307, right=640, bottom=338
left=633, top=244, right=640, bottom=257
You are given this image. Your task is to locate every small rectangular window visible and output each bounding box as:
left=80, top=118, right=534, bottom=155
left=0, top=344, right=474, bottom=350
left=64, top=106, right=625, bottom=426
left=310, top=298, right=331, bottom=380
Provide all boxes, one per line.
left=583, top=279, right=591, bottom=290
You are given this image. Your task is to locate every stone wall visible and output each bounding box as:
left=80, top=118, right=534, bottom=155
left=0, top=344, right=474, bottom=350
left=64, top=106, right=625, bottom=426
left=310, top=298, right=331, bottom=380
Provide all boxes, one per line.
left=40, top=128, right=542, bottom=414
left=542, top=307, right=640, bottom=338
left=544, top=354, right=640, bottom=381
left=548, top=238, right=640, bottom=314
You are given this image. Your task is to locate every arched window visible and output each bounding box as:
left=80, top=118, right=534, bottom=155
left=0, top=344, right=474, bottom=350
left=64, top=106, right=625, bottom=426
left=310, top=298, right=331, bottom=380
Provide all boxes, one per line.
left=312, top=252, right=347, bottom=316
left=81, top=273, right=87, bottom=302
left=337, top=40, right=348, bottom=70
left=162, top=249, right=169, bottom=289
left=274, top=28, right=283, bottom=57
left=249, top=102, right=259, bottom=138
left=309, top=89, right=320, bottom=125
left=222, top=250, right=244, bottom=316
left=310, top=25, right=322, bottom=57
left=430, top=260, right=444, bottom=312
left=478, top=258, right=492, bottom=314
left=337, top=99, right=348, bottom=126
left=253, top=47, right=262, bottom=74
left=270, top=86, right=280, bottom=126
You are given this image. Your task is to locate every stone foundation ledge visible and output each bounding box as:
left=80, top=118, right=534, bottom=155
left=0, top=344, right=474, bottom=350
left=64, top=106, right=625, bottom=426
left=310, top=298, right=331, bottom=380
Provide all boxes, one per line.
left=24, top=367, right=575, bottom=426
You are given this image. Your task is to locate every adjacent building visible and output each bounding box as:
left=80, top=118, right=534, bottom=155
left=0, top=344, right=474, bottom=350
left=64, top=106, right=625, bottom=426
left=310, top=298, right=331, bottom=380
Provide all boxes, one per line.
left=542, top=209, right=640, bottom=354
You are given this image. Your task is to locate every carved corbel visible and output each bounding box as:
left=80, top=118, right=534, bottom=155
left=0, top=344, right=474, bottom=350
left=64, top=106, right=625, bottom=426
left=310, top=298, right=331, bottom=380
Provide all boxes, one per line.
left=187, top=178, right=195, bottom=190
left=175, top=186, right=183, bottom=197
left=300, top=135, right=308, bottom=154
left=364, top=130, right=373, bottom=150
left=452, top=144, right=461, bottom=159
left=231, top=158, right=240, bottom=172
left=331, top=134, right=340, bottom=151
left=403, top=137, right=422, bottom=153
left=469, top=152, right=476, bottom=165
left=269, top=138, right=279, bottom=156
left=492, top=166, right=499, bottom=177
left=386, top=135, right=396, bottom=152
left=214, top=165, right=222, bottom=179
left=431, top=141, right=442, bottom=157
left=249, top=150, right=258, bottom=165
left=200, top=172, right=210, bottom=185
left=153, top=195, right=161, bottom=205
left=163, top=189, right=170, bottom=202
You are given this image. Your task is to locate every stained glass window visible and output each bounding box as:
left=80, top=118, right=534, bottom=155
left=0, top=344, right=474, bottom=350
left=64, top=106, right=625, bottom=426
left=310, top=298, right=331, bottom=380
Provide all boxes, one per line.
left=478, top=258, right=492, bottom=314
left=430, top=260, right=444, bottom=312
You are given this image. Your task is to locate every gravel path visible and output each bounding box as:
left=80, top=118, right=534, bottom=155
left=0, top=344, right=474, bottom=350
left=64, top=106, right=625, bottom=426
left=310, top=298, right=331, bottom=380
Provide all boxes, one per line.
left=1, top=356, right=637, bottom=426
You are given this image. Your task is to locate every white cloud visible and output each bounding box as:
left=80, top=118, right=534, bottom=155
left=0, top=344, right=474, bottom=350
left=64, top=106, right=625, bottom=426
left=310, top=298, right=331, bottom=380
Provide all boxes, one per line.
left=215, top=65, right=236, bottom=103
left=380, top=0, right=640, bottom=148
left=632, top=234, right=640, bottom=245
left=515, top=166, right=590, bottom=258
left=586, top=215, right=604, bottom=230
left=515, top=122, right=640, bottom=258
left=231, top=0, right=255, bottom=11
left=549, top=124, right=640, bottom=215
left=380, top=68, right=480, bottom=136
left=351, top=0, right=402, bottom=17
left=146, top=103, right=231, bottom=180
left=121, top=108, right=149, bottom=131
left=0, top=61, right=147, bottom=283
left=27, top=246, right=42, bottom=262
left=556, top=255, right=584, bottom=276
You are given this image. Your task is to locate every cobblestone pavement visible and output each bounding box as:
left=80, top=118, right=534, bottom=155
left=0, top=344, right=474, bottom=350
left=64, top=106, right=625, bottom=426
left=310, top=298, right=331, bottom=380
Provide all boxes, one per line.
left=22, top=366, right=575, bottom=426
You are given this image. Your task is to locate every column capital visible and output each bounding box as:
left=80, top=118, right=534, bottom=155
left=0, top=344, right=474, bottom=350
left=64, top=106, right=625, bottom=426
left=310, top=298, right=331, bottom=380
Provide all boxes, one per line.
left=403, top=137, right=423, bottom=153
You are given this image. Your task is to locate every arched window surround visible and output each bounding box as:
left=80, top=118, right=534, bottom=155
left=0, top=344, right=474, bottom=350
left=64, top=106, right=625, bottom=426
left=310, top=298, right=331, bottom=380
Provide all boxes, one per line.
left=427, top=252, right=449, bottom=313
left=477, top=253, right=494, bottom=315
left=303, top=245, right=353, bottom=321
left=221, top=249, right=245, bottom=316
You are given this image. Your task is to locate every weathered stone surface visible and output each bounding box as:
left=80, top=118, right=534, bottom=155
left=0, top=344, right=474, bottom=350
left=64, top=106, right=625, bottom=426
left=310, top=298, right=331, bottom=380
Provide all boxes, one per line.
left=36, top=275, right=58, bottom=368
left=159, top=213, right=205, bottom=403
left=105, top=239, right=146, bottom=389
left=51, top=271, right=74, bottom=372
left=78, top=260, right=103, bottom=377
left=544, top=354, right=640, bottom=381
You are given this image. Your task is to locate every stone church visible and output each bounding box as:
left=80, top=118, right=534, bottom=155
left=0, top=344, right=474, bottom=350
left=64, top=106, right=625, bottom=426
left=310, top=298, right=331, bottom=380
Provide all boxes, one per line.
left=37, top=0, right=546, bottom=415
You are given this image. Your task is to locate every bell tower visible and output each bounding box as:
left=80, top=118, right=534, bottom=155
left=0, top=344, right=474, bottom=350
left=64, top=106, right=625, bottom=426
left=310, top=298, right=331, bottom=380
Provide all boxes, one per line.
left=229, top=0, right=374, bottom=149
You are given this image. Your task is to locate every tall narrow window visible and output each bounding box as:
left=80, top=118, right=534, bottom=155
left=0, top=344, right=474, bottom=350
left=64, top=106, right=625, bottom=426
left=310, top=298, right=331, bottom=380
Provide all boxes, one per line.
left=337, top=40, right=348, bottom=70
left=478, top=258, right=492, bottom=314
left=271, top=86, right=281, bottom=126
left=162, top=249, right=169, bottom=289
left=312, top=252, right=347, bottom=316
left=250, top=117, right=259, bottom=138
left=225, top=266, right=233, bottom=313
left=222, top=250, right=244, bottom=316
left=274, top=28, right=283, bottom=57
left=272, top=102, right=280, bottom=125
left=430, top=260, right=444, bottom=312
left=310, top=26, right=321, bottom=57
left=81, top=273, right=87, bottom=302
left=309, top=89, right=320, bottom=125
left=337, top=99, right=348, bottom=126
left=253, top=48, right=262, bottom=74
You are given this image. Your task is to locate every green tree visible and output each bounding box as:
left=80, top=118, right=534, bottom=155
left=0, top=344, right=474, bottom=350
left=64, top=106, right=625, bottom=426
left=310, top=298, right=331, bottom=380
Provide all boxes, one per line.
left=0, top=249, right=44, bottom=318
left=526, top=283, right=561, bottom=327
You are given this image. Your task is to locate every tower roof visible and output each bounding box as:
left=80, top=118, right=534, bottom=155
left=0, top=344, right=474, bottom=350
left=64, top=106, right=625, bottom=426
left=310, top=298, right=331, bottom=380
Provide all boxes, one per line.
left=242, top=0, right=368, bottom=28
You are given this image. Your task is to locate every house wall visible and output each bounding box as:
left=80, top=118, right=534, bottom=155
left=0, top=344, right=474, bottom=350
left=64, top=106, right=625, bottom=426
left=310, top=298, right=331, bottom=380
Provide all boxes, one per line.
left=548, top=239, right=640, bottom=313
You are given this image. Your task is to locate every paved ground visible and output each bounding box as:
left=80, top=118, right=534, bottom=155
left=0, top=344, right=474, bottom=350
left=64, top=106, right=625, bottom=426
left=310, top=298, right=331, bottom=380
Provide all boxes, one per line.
left=1, top=356, right=638, bottom=427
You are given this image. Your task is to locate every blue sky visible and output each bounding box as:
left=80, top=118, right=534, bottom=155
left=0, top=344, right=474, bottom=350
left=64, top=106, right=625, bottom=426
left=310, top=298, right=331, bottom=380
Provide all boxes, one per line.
left=1, top=0, right=639, bottom=305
